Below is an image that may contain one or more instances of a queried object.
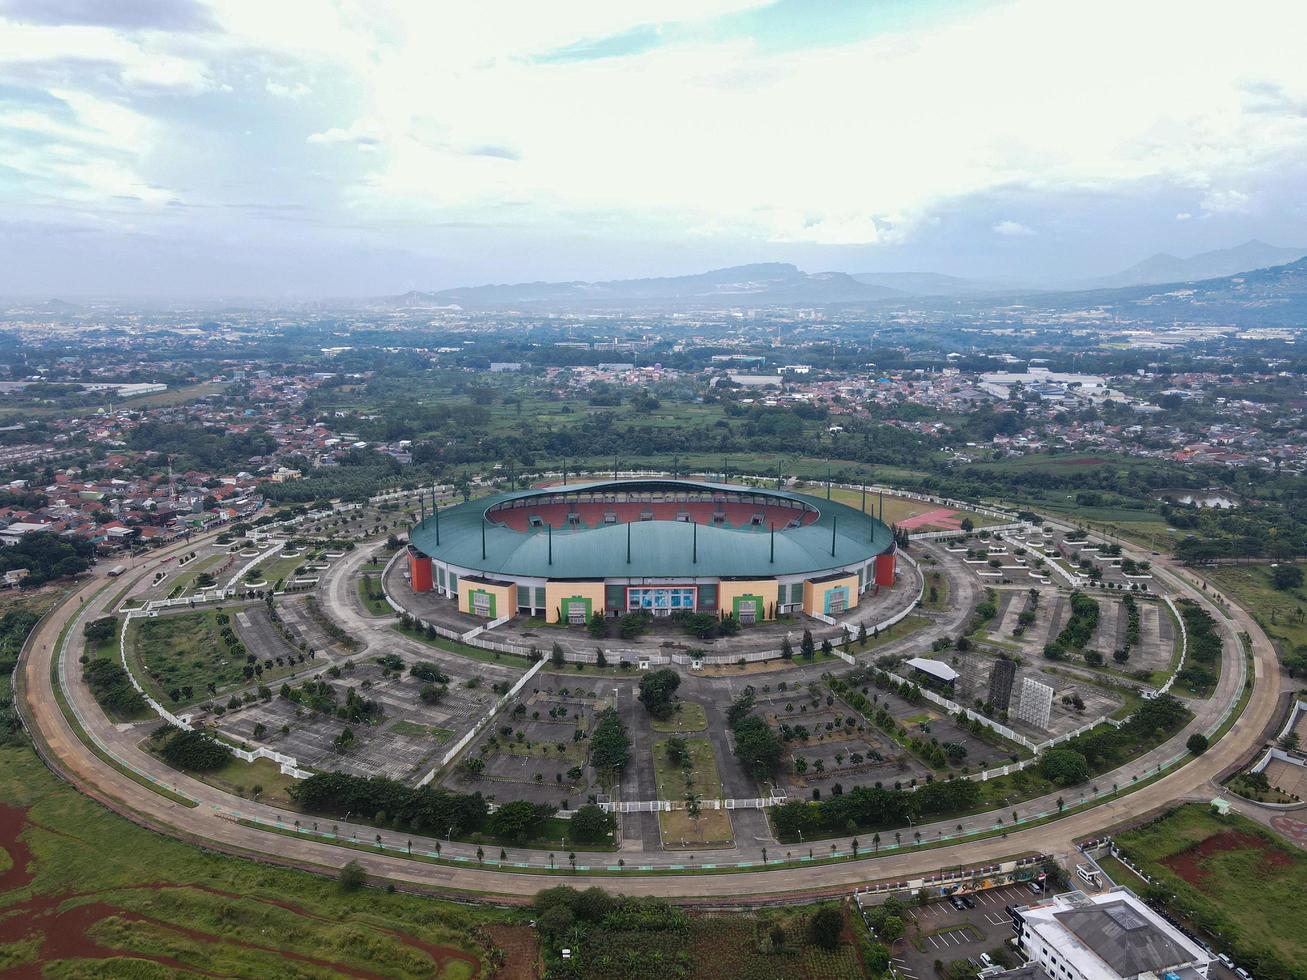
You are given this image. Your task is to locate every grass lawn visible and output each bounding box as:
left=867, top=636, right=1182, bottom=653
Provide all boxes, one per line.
left=650, top=700, right=707, bottom=733
left=1205, top=563, right=1307, bottom=660
left=827, top=486, right=998, bottom=529
left=182, top=753, right=301, bottom=809
left=127, top=609, right=300, bottom=706
left=495, top=737, right=587, bottom=765
left=0, top=743, right=497, bottom=977
left=652, top=737, right=734, bottom=849
left=849, top=613, right=932, bottom=655
left=389, top=719, right=453, bottom=741
left=248, top=552, right=310, bottom=589
left=921, top=566, right=950, bottom=611
left=1114, top=803, right=1307, bottom=978
left=357, top=574, right=394, bottom=617
left=392, top=623, right=527, bottom=670
left=1225, top=772, right=1297, bottom=804
left=166, top=552, right=226, bottom=598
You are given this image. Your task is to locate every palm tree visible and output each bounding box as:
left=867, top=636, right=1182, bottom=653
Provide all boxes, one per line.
left=684, top=791, right=703, bottom=835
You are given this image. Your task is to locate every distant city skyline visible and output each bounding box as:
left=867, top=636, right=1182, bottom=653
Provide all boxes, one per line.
left=3, top=0, right=1307, bottom=297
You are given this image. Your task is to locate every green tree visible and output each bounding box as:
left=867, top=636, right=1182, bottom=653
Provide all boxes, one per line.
left=1272, top=565, right=1304, bottom=591
left=589, top=708, right=631, bottom=774
left=569, top=804, right=616, bottom=844
left=638, top=668, right=681, bottom=720
left=487, top=800, right=552, bottom=843
left=808, top=906, right=844, bottom=951
left=1040, top=748, right=1090, bottom=787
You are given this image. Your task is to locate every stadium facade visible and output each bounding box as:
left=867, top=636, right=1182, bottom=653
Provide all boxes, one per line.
left=405, top=479, right=898, bottom=624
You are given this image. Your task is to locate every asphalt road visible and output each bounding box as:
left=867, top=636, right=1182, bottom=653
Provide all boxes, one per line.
left=16, top=524, right=1283, bottom=902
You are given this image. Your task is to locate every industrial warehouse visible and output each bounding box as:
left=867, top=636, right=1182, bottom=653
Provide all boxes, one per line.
left=404, top=479, right=901, bottom=624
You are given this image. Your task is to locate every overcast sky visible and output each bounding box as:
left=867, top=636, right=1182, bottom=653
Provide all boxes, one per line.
left=3, top=0, right=1307, bottom=299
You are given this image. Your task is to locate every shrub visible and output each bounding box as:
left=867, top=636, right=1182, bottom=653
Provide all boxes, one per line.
left=338, top=859, right=366, bottom=891
left=808, top=905, right=844, bottom=951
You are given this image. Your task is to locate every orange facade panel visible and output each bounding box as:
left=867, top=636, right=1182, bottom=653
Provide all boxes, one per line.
left=874, top=552, right=897, bottom=587
left=408, top=549, right=433, bottom=592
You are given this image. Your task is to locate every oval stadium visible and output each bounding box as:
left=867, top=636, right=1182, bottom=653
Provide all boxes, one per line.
left=405, top=478, right=900, bottom=624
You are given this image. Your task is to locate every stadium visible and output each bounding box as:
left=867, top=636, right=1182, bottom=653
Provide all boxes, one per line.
left=405, top=479, right=899, bottom=624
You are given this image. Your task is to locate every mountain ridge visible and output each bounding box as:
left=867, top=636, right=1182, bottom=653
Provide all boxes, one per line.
left=390, top=262, right=901, bottom=310
left=1064, top=239, right=1307, bottom=290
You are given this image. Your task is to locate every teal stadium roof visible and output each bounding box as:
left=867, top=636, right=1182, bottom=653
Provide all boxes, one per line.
left=408, top=479, right=893, bottom=580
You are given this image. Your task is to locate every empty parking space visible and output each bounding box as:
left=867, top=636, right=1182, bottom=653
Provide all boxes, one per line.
left=921, top=926, right=979, bottom=950
left=890, top=884, right=1038, bottom=980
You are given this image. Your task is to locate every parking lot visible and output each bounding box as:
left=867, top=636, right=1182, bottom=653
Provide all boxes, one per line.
left=891, top=883, right=1038, bottom=980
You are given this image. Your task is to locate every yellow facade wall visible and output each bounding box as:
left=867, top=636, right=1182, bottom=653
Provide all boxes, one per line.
left=717, top=579, right=778, bottom=621
left=459, top=579, right=515, bottom=619
left=544, top=580, right=607, bottom=624
left=802, top=573, right=859, bottom=617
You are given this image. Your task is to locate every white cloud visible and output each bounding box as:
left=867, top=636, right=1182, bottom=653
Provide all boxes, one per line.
left=307, top=123, right=383, bottom=147
left=1175, top=212, right=1193, bottom=220
left=266, top=78, right=311, bottom=99
left=993, top=220, right=1036, bottom=237
left=259, top=0, right=1307, bottom=244
left=7, top=0, right=1307, bottom=250
left=1200, top=188, right=1253, bottom=214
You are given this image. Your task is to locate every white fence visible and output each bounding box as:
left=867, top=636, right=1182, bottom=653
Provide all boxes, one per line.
left=417, top=656, right=546, bottom=786
left=887, top=672, right=1038, bottom=752
left=1156, top=595, right=1189, bottom=695
left=144, top=589, right=230, bottom=612
left=225, top=541, right=284, bottom=593
left=909, top=522, right=1026, bottom=542
left=601, top=795, right=786, bottom=814
left=116, top=609, right=313, bottom=779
